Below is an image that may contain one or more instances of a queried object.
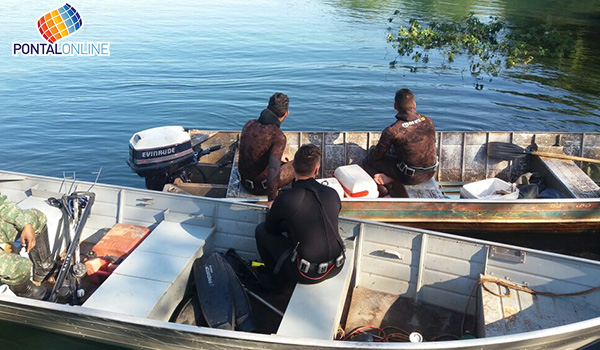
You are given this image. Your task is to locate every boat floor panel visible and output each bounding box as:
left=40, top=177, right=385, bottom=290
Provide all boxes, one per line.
left=481, top=277, right=600, bottom=338
left=343, top=286, right=473, bottom=341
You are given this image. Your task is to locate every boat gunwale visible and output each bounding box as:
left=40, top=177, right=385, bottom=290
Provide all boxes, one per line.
left=2, top=291, right=600, bottom=349
left=3, top=169, right=600, bottom=262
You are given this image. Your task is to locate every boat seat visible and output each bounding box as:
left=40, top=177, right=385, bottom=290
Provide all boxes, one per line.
left=277, top=249, right=354, bottom=340
left=83, top=221, right=215, bottom=321
left=17, top=196, right=65, bottom=259
left=404, top=177, right=445, bottom=199
left=531, top=148, right=600, bottom=198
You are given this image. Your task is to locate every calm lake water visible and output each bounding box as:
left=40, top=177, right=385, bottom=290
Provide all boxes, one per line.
left=1, top=0, right=600, bottom=348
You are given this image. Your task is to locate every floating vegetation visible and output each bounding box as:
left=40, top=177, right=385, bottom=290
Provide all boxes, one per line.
left=387, top=13, right=575, bottom=88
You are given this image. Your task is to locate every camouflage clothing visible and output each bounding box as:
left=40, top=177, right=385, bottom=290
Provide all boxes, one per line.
left=0, top=194, right=47, bottom=285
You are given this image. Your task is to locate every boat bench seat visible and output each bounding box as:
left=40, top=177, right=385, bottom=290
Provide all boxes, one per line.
left=532, top=149, right=600, bottom=198
left=404, top=177, right=445, bottom=199
left=277, top=249, right=354, bottom=340
left=83, top=220, right=215, bottom=321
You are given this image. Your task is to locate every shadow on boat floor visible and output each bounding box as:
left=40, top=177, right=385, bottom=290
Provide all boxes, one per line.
left=342, top=286, right=473, bottom=342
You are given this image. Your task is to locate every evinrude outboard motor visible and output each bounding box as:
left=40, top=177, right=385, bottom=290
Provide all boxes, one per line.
left=127, top=126, right=197, bottom=190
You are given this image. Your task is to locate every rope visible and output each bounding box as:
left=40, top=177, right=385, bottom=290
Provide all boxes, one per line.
left=481, top=276, right=600, bottom=298
left=461, top=276, right=600, bottom=334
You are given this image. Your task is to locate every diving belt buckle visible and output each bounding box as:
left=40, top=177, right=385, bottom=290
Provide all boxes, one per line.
left=244, top=179, right=267, bottom=190
left=397, top=162, right=415, bottom=177
left=297, top=252, right=346, bottom=275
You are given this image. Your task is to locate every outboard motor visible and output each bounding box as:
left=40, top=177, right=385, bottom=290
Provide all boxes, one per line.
left=127, top=126, right=197, bottom=190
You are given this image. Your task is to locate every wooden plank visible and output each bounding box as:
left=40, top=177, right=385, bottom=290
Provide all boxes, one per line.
left=226, top=145, right=242, bottom=198
left=439, top=132, right=464, bottom=182
left=188, top=130, right=218, bottom=147
left=225, top=139, right=270, bottom=199
left=531, top=147, right=600, bottom=198
left=540, top=157, right=600, bottom=197
left=404, top=178, right=445, bottom=199
left=164, top=183, right=228, bottom=197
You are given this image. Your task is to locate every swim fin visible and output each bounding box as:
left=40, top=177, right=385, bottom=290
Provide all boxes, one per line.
left=193, top=252, right=255, bottom=332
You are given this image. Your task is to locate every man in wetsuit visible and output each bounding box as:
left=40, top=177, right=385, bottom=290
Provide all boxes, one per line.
left=239, top=93, right=295, bottom=206
left=255, top=144, right=345, bottom=284
left=363, top=89, right=437, bottom=197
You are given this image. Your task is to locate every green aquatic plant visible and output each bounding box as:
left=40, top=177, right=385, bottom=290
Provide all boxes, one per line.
left=387, top=13, right=575, bottom=87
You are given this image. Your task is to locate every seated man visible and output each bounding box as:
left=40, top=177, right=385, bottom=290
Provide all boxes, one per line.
left=255, top=144, right=345, bottom=285
left=0, top=194, right=55, bottom=299
left=239, top=92, right=295, bottom=206
left=363, top=88, right=437, bottom=197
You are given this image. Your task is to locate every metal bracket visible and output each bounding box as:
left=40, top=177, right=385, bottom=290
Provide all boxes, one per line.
left=489, top=246, right=526, bottom=263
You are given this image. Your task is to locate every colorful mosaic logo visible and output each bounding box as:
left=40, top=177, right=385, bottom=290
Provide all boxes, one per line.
left=37, top=3, right=82, bottom=44
left=12, top=3, right=109, bottom=56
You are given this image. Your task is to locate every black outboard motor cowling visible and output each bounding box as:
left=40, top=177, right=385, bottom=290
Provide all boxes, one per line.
left=127, top=126, right=196, bottom=184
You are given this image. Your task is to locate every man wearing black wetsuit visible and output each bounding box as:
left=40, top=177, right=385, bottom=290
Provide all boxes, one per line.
left=255, top=144, right=345, bottom=284
left=363, top=89, right=437, bottom=197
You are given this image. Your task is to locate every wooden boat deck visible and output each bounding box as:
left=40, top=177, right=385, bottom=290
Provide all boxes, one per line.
left=173, top=130, right=600, bottom=241
left=193, top=130, right=600, bottom=185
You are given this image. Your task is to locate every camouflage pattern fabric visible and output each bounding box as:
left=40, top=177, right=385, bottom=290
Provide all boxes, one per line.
left=0, top=249, right=33, bottom=285
left=0, top=194, right=47, bottom=285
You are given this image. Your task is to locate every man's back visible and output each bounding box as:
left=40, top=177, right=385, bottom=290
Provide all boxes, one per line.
left=363, top=94, right=438, bottom=189
left=239, top=118, right=286, bottom=181
left=383, top=110, right=436, bottom=168
left=266, top=179, right=342, bottom=263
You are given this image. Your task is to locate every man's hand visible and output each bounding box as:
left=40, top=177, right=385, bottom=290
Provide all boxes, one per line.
left=373, top=173, right=394, bottom=185
left=20, top=223, right=36, bottom=253
left=267, top=201, right=273, bottom=209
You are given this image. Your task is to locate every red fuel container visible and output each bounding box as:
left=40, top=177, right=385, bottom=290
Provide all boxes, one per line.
left=85, top=223, right=151, bottom=282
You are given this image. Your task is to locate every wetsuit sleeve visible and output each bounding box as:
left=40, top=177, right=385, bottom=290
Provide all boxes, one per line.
left=266, top=131, right=287, bottom=201
left=370, top=126, right=394, bottom=160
